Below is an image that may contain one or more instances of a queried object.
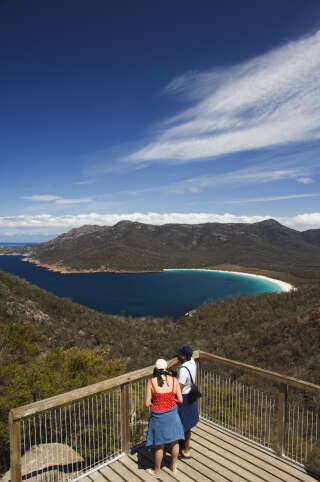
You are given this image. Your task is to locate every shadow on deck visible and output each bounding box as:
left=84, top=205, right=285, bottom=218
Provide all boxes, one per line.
left=84, top=421, right=319, bottom=482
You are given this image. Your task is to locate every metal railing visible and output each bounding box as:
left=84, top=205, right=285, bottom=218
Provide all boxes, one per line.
left=8, top=351, right=320, bottom=481
left=198, top=351, right=320, bottom=468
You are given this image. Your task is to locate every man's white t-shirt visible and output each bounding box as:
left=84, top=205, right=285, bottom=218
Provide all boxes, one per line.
left=177, top=358, right=197, bottom=395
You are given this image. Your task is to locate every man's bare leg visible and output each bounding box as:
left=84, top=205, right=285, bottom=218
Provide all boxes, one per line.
left=181, top=430, right=191, bottom=457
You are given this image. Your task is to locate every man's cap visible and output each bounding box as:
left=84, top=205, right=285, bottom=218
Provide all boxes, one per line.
left=155, top=358, right=168, bottom=370
left=175, top=345, right=193, bottom=357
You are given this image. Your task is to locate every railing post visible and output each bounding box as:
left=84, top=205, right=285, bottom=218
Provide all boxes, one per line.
left=9, top=411, right=21, bottom=482
left=276, top=383, right=288, bottom=457
left=121, top=383, right=130, bottom=454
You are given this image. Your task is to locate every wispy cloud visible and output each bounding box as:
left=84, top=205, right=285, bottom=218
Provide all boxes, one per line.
left=73, top=180, right=96, bottom=186
left=22, top=195, right=94, bottom=205
left=296, top=177, right=314, bottom=184
left=126, top=30, right=320, bottom=165
left=227, top=193, right=320, bottom=204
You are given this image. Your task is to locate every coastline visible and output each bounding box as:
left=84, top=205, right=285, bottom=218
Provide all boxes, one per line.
left=20, top=257, right=163, bottom=274
left=164, top=268, right=294, bottom=293
left=7, top=256, right=294, bottom=291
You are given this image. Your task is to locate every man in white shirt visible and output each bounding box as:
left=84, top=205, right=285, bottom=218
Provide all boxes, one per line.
left=175, top=345, right=199, bottom=458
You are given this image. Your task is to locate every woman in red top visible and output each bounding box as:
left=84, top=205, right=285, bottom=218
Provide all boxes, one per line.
left=145, top=359, right=184, bottom=478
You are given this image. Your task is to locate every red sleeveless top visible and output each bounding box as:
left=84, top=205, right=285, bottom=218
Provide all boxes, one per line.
left=150, top=376, right=176, bottom=412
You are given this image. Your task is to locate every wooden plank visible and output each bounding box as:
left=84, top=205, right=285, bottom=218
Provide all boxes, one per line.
left=121, top=455, right=175, bottom=481
left=181, top=447, right=248, bottom=482
left=128, top=450, right=181, bottom=482
left=98, top=464, right=127, bottom=481
left=111, top=458, right=148, bottom=481
left=193, top=429, right=295, bottom=482
left=178, top=455, right=235, bottom=482
left=191, top=434, right=280, bottom=482
left=196, top=423, right=317, bottom=482
left=9, top=412, right=21, bottom=482
left=198, top=351, right=320, bottom=394
left=130, top=447, right=216, bottom=482
left=88, top=471, right=109, bottom=481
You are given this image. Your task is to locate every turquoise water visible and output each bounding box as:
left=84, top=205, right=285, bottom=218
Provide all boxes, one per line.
left=0, top=256, right=281, bottom=319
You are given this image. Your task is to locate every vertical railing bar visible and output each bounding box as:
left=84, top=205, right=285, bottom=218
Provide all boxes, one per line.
left=91, top=397, right=95, bottom=467
left=87, top=397, right=92, bottom=469
left=107, top=392, right=110, bottom=460
left=110, top=391, right=113, bottom=457
left=300, top=406, right=304, bottom=464
left=246, top=384, right=249, bottom=439
left=214, top=369, right=217, bottom=424
left=73, top=402, right=77, bottom=476
left=305, top=407, right=309, bottom=463
left=264, top=392, right=267, bottom=447
left=33, top=416, right=38, bottom=482
left=296, top=403, right=300, bottom=462
left=218, top=374, right=221, bottom=425
left=83, top=399, right=87, bottom=471
left=95, top=396, right=99, bottom=464
left=69, top=403, right=73, bottom=473
left=78, top=401, right=83, bottom=477
left=44, top=412, right=48, bottom=478
left=264, top=391, right=268, bottom=447
left=63, top=406, right=67, bottom=480
left=102, top=393, right=105, bottom=461
left=224, top=375, right=227, bottom=429
left=100, top=393, right=103, bottom=462
left=221, top=374, right=224, bottom=427
left=286, top=403, right=290, bottom=458
left=268, top=397, right=271, bottom=449
left=292, top=403, right=295, bottom=461
left=228, top=376, right=231, bottom=431
left=258, top=388, right=261, bottom=444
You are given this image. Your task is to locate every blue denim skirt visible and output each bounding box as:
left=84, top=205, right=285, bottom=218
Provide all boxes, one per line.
left=177, top=394, right=200, bottom=432
left=146, top=406, right=185, bottom=446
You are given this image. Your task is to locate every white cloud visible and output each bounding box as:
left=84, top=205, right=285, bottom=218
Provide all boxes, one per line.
left=228, top=193, right=320, bottom=204
left=296, top=177, right=314, bottom=184
left=23, top=195, right=61, bottom=202
left=1, top=211, right=320, bottom=239
left=162, top=166, right=308, bottom=195
left=127, top=30, right=320, bottom=165
left=22, top=195, right=93, bottom=205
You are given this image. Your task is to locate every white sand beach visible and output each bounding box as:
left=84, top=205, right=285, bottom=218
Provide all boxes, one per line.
left=164, top=268, right=294, bottom=292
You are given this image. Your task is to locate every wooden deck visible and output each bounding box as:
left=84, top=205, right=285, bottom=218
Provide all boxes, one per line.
left=82, top=421, right=320, bottom=482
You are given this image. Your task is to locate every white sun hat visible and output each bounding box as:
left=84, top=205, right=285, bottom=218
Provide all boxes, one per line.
left=155, top=358, right=168, bottom=370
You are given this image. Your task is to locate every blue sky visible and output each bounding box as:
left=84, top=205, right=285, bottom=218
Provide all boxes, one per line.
left=1, top=0, right=320, bottom=241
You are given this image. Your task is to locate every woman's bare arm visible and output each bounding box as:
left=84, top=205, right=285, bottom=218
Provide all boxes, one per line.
left=145, top=379, right=152, bottom=407
left=175, top=378, right=183, bottom=403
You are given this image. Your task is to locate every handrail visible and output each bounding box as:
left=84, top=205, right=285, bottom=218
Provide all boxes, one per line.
left=10, top=349, right=320, bottom=421
left=10, top=354, right=197, bottom=420
left=198, top=351, right=320, bottom=393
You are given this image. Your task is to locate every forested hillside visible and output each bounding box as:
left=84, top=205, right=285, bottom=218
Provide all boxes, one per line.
left=1, top=268, right=320, bottom=473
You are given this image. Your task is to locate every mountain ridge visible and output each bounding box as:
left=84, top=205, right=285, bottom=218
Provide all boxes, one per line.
left=2, top=219, right=320, bottom=279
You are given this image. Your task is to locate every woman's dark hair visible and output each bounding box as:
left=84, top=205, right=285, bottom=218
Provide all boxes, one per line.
left=153, top=368, right=170, bottom=387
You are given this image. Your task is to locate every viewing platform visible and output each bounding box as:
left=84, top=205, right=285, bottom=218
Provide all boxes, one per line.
left=7, top=351, right=320, bottom=481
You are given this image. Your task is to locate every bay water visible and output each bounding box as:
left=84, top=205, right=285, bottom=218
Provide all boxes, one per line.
left=0, top=255, right=281, bottom=319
